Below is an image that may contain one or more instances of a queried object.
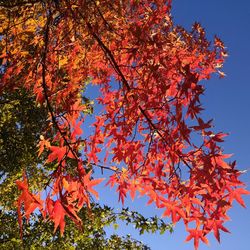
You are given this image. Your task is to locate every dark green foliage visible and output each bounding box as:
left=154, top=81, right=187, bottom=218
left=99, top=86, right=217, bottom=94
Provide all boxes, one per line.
left=0, top=89, right=49, bottom=209
left=0, top=204, right=171, bottom=249
left=0, top=89, right=47, bottom=176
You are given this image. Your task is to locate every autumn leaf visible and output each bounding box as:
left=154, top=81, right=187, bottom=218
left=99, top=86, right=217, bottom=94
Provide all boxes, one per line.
left=229, top=188, right=250, bottom=208
left=51, top=200, right=66, bottom=236
left=47, top=146, right=67, bottom=163
left=205, top=219, right=230, bottom=242
left=83, top=171, right=105, bottom=199
left=16, top=173, right=44, bottom=238
left=185, top=228, right=209, bottom=250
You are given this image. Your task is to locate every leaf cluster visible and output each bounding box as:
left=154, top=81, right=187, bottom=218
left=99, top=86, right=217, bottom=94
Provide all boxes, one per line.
left=0, top=80, right=171, bottom=250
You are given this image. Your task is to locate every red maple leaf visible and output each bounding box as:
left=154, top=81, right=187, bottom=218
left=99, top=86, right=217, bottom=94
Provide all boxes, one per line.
left=47, top=199, right=66, bottom=236
left=229, top=188, right=250, bottom=208
left=16, top=173, right=43, bottom=238
left=185, top=228, right=209, bottom=250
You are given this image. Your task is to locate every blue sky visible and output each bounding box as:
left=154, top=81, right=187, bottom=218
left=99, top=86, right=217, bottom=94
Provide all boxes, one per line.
left=92, top=1, right=250, bottom=250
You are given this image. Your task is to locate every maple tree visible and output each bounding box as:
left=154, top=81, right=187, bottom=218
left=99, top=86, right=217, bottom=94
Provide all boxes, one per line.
left=0, top=0, right=249, bottom=249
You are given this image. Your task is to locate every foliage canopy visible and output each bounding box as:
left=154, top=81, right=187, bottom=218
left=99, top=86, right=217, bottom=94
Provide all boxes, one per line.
left=0, top=0, right=249, bottom=249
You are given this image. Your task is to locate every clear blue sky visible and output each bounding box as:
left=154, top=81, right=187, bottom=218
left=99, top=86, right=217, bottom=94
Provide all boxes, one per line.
left=92, top=1, right=250, bottom=249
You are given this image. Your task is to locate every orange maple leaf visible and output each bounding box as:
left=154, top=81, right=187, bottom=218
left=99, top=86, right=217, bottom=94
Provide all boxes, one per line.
left=185, top=228, right=209, bottom=250
left=16, top=173, right=43, bottom=238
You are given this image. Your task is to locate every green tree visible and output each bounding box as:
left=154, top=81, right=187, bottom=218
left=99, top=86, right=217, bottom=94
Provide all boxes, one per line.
left=0, top=89, right=48, bottom=209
